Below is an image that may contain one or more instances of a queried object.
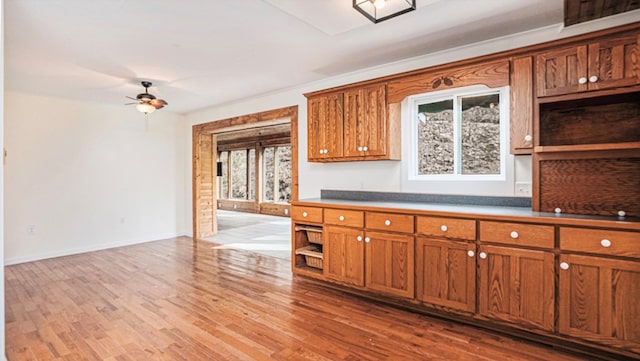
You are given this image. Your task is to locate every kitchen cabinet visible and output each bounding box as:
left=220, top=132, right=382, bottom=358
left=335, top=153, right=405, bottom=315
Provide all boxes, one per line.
left=365, top=230, right=414, bottom=298
left=416, top=237, right=476, bottom=312
left=510, top=56, right=534, bottom=154
left=478, top=245, right=555, bottom=332
left=324, top=225, right=365, bottom=287
left=307, top=92, right=344, bottom=161
left=558, top=254, right=640, bottom=354
left=536, top=32, right=640, bottom=97
left=344, top=83, right=387, bottom=158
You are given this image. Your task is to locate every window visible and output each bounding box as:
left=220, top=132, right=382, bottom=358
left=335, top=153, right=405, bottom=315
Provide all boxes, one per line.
left=218, top=149, right=255, bottom=200
left=410, top=86, right=508, bottom=180
left=263, top=145, right=291, bottom=203
left=230, top=150, right=247, bottom=199
left=219, top=151, right=228, bottom=199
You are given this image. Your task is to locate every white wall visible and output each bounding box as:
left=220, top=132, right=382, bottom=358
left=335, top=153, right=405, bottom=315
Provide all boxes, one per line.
left=4, top=91, right=187, bottom=264
left=1, top=0, right=6, bottom=356
left=187, top=14, right=640, bottom=201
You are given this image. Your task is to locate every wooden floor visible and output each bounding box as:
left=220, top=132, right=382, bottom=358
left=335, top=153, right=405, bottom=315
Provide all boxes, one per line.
left=6, top=237, right=590, bottom=361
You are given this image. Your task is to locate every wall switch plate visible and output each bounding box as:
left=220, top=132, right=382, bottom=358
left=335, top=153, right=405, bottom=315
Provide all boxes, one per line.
left=515, top=182, right=532, bottom=197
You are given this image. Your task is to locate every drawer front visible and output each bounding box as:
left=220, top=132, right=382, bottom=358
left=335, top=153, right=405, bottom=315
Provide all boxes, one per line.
left=366, top=212, right=414, bottom=233
left=479, top=221, right=554, bottom=249
left=416, top=216, right=476, bottom=240
left=560, top=227, right=640, bottom=259
left=291, top=206, right=323, bottom=223
left=324, top=208, right=364, bottom=228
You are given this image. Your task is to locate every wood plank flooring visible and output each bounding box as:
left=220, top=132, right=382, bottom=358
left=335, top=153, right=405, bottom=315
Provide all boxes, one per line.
left=6, top=237, right=590, bottom=360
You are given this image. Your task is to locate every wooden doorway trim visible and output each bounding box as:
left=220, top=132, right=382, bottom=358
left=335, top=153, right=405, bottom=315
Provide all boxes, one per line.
left=192, top=105, right=299, bottom=240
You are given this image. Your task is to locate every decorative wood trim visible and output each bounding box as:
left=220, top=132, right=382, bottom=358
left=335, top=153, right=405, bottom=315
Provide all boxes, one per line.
left=192, top=105, right=298, bottom=239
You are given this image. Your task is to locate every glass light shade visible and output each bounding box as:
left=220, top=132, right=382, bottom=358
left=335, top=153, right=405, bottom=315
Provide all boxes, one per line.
left=136, top=102, right=156, bottom=114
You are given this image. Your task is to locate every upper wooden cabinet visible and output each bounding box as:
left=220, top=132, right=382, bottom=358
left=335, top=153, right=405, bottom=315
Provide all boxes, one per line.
left=510, top=56, right=534, bottom=154
left=536, top=32, right=640, bottom=97
left=344, top=83, right=387, bottom=158
left=307, top=92, right=344, bottom=161
left=306, top=82, right=399, bottom=162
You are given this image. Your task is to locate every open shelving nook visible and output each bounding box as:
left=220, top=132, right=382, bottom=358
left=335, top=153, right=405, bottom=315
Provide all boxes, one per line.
left=293, top=224, right=324, bottom=274
left=533, top=90, right=640, bottom=217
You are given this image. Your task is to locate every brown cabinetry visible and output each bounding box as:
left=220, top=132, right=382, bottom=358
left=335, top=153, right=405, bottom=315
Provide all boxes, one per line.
left=416, top=237, right=476, bottom=312
left=558, top=254, right=640, bottom=354
left=344, top=83, right=388, bottom=158
left=307, top=92, right=344, bottom=161
left=510, top=56, right=534, bottom=154
left=365, top=231, right=414, bottom=298
left=536, top=32, right=640, bottom=97
left=324, top=225, right=365, bottom=286
left=478, top=245, right=555, bottom=332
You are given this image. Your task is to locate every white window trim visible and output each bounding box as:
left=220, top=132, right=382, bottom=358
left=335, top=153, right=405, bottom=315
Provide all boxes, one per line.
left=401, top=84, right=516, bottom=196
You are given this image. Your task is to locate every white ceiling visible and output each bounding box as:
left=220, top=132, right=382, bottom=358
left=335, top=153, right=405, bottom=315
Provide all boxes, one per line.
left=5, top=0, right=566, bottom=114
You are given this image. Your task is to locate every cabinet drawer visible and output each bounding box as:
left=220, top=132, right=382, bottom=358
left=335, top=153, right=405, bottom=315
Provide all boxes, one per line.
left=366, top=212, right=414, bottom=233
left=291, top=206, right=323, bottom=223
left=479, top=221, right=554, bottom=249
left=417, top=216, right=476, bottom=240
left=560, top=227, right=640, bottom=259
left=324, top=208, right=364, bottom=228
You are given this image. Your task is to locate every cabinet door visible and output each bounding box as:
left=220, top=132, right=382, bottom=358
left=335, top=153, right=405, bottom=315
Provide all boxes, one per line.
left=365, top=231, right=414, bottom=298
left=324, top=225, right=364, bottom=286
left=559, top=254, right=640, bottom=354
left=478, top=245, right=555, bottom=332
left=587, top=32, right=640, bottom=91
left=307, top=93, right=343, bottom=161
left=343, top=83, right=387, bottom=158
left=416, top=238, right=476, bottom=312
left=510, top=56, right=534, bottom=154
left=536, top=45, right=588, bottom=97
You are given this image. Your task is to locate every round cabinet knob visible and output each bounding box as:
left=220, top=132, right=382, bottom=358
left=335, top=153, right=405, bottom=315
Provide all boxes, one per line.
left=363, top=146, right=368, bottom=152
left=365, top=237, right=370, bottom=243
left=467, top=250, right=475, bottom=257
left=479, top=252, right=487, bottom=259
left=440, top=225, right=448, bottom=232
left=600, top=239, right=612, bottom=248
left=358, top=146, right=363, bottom=151
left=589, top=75, right=598, bottom=83
left=524, top=134, right=532, bottom=142
left=302, top=212, right=308, bottom=218
left=510, top=231, right=519, bottom=239
left=319, top=150, right=323, bottom=154
left=560, top=262, right=570, bottom=270
left=578, top=77, right=588, bottom=84
left=324, top=149, right=328, bottom=154
left=357, top=236, right=363, bottom=242
left=339, top=215, right=345, bottom=221
left=554, top=208, right=562, bottom=214
left=618, top=210, right=626, bottom=217
left=384, top=220, right=391, bottom=226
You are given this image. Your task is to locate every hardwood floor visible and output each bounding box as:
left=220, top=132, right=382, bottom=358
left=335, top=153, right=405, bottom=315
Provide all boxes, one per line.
left=6, top=237, right=589, bottom=361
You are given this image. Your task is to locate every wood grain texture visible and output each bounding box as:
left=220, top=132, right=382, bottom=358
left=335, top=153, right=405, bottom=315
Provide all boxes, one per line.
left=324, top=225, right=365, bottom=286
left=365, top=211, right=414, bottom=234
left=416, top=237, right=476, bottom=313
left=307, top=92, right=344, bottom=161
left=559, top=227, right=640, bottom=259
left=194, top=132, right=216, bottom=238
left=479, top=221, right=554, bottom=249
left=559, top=253, right=640, bottom=354
left=5, top=237, right=592, bottom=360
left=416, top=216, right=476, bottom=241
left=387, top=60, right=510, bottom=103
left=565, top=0, right=640, bottom=26
left=536, top=45, right=588, bottom=97
left=291, top=205, right=323, bottom=223
left=324, top=208, right=364, bottom=228
left=364, top=231, right=414, bottom=298
left=510, top=56, right=534, bottom=154
left=588, top=32, right=640, bottom=90
left=478, top=245, right=555, bottom=332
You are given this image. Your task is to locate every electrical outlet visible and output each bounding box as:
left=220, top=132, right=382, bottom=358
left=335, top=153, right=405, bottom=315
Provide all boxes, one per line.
left=284, top=208, right=289, bottom=215
left=515, top=182, right=532, bottom=197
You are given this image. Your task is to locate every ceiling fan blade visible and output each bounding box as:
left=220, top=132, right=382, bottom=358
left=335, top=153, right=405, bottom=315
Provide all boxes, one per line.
left=124, top=102, right=139, bottom=105
left=126, top=96, right=138, bottom=101
left=150, top=99, right=168, bottom=109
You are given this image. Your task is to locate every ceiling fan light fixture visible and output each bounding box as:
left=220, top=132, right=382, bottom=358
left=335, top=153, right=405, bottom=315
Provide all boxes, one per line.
left=136, top=102, right=156, bottom=114
left=353, top=0, right=415, bottom=23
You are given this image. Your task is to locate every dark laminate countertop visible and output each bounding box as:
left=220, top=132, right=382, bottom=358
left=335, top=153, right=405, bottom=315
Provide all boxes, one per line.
left=292, top=198, right=640, bottom=231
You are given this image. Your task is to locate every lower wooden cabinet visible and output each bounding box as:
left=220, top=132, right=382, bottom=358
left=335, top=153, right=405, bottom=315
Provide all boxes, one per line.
left=365, top=231, right=414, bottom=298
left=324, top=225, right=364, bottom=286
left=559, top=254, right=640, bottom=354
left=478, top=245, right=555, bottom=332
left=416, top=237, right=476, bottom=312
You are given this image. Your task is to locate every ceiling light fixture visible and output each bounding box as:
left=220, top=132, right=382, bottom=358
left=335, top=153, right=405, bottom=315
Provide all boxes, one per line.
left=353, top=0, right=416, bottom=23
left=136, top=102, right=156, bottom=114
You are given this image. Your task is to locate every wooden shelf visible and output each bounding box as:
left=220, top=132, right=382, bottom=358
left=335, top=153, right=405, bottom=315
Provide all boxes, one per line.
left=535, top=142, right=640, bottom=154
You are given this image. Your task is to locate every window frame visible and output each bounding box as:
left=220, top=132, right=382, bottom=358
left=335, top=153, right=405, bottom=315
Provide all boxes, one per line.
left=409, top=85, right=509, bottom=182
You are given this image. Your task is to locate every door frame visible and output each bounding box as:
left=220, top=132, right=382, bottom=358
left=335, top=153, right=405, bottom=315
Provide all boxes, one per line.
left=192, top=105, right=299, bottom=239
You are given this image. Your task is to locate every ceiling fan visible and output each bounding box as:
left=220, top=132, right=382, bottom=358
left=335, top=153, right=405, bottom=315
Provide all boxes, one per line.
left=126, top=81, right=168, bottom=114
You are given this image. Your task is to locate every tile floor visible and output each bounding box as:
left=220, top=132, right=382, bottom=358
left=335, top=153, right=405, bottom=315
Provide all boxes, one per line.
left=203, top=209, right=291, bottom=260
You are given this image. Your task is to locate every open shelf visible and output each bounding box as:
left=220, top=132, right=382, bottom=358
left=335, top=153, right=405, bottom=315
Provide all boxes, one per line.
left=293, top=223, right=324, bottom=272
left=535, top=142, right=640, bottom=154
